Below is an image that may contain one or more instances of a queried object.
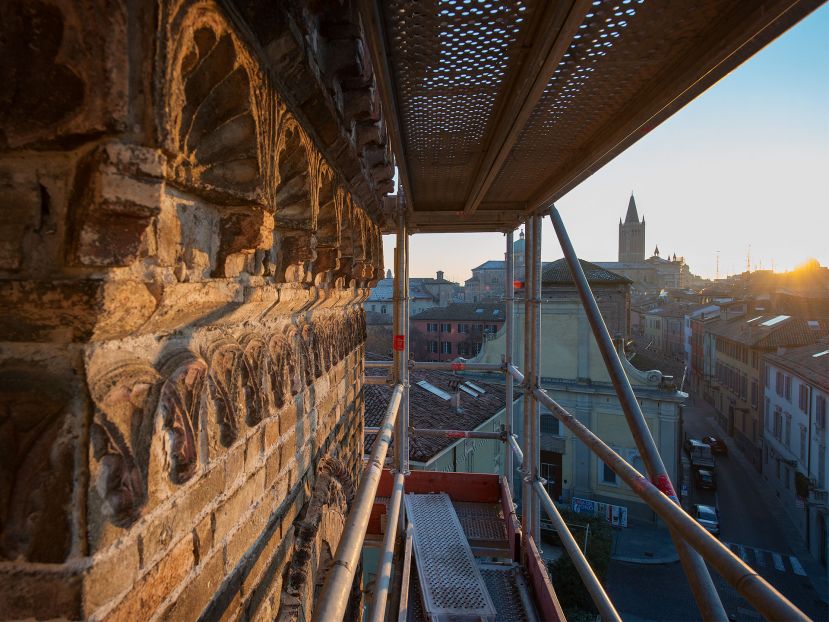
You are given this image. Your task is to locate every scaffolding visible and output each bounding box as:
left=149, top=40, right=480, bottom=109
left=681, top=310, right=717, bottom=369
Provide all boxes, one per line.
left=313, top=206, right=810, bottom=621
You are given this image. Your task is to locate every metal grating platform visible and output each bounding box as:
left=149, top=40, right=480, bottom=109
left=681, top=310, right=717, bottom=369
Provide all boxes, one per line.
left=453, top=501, right=508, bottom=543
left=479, top=563, right=539, bottom=622
left=405, top=493, right=497, bottom=621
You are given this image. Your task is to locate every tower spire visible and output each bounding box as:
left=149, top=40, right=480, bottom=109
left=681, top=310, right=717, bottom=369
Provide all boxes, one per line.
left=624, top=193, right=639, bottom=224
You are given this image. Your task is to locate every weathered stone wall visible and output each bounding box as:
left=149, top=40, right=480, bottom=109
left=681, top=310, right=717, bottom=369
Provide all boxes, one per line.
left=0, top=0, right=388, bottom=619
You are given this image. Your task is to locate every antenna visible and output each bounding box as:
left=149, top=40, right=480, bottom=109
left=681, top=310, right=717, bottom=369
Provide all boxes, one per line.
left=715, top=251, right=720, bottom=280
left=746, top=245, right=751, bottom=274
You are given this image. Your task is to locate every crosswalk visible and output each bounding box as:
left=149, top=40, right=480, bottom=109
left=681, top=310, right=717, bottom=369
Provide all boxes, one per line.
left=723, top=542, right=807, bottom=576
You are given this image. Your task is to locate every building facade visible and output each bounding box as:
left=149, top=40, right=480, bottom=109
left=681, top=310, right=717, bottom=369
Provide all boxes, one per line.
left=365, top=271, right=459, bottom=317
left=762, top=345, right=829, bottom=567
left=469, top=260, right=684, bottom=522
left=463, top=234, right=527, bottom=302
left=410, top=303, right=505, bottom=361
left=706, top=315, right=829, bottom=469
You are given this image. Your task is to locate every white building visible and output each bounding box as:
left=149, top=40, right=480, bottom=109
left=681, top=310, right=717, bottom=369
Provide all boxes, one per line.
left=763, top=343, right=829, bottom=568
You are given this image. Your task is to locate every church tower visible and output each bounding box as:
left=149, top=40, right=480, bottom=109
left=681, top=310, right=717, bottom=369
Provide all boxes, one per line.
left=618, top=193, right=645, bottom=262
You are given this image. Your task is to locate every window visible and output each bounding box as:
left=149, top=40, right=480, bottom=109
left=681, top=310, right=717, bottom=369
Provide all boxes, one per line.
left=765, top=398, right=772, bottom=431
left=773, top=407, right=782, bottom=441
left=741, top=375, right=747, bottom=400
left=784, top=412, right=791, bottom=448
left=817, top=394, right=827, bottom=429
left=541, top=414, right=559, bottom=435
left=799, top=385, right=809, bottom=412
left=458, top=323, right=469, bottom=333
left=785, top=466, right=791, bottom=490
left=457, top=343, right=468, bottom=356
left=601, top=460, right=617, bottom=485
left=426, top=322, right=438, bottom=332
left=751, top=380, right=758, bottom=408
left=371, top=304, right=376, bottom=311
left=784, top=375, right=792, bottom=401
left=440, top=341, right=451, bottom=354
left=776, top=371, right=784, bottom=396
left=800, top=425, right=807, bottom=463
left=427, top=341, right=438, bottom=353
left=440, top=323, right=452, bottom=333
left=381, top=305, right=387, bottom=314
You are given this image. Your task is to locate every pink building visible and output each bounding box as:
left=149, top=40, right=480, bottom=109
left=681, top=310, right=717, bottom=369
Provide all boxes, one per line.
left=410, top=303, right=505, bottom=362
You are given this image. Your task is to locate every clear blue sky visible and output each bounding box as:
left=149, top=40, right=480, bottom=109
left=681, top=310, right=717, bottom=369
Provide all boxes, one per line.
left=385, top=4, right=829, bottom=283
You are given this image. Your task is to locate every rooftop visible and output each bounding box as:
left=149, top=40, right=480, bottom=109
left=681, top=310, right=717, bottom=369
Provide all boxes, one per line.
left=707, top=315, right=829, bottom=349
left=411, top=302, right=506, bottom=322
left=765, top=341, right=829, bottom=391
left=541, top=258, right=631, bottom=286
left=364, top=369, right=506, bottom=463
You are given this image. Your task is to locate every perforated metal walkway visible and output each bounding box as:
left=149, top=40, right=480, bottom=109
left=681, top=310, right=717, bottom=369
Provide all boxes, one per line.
left=405, top=493, right=497, bottom=620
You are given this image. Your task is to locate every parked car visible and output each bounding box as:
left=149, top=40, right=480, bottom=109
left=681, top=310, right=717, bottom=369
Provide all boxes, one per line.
left=693, top=504, right=720, bottom=537
left=684, top=438, right=716, bottom=469
left=702, top=435, right=728, bottom=455
left=695, top=468, right=716, bottom=490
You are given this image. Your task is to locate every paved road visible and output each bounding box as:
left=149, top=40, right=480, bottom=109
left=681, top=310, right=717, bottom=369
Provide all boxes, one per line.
left=605, top=397, right=828, bottom=621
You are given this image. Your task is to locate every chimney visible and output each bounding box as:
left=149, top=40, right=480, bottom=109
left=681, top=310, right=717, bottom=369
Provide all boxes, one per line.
left=437, top=270, right=444, bottom=281
left=449, top=379, right=463, bottom=413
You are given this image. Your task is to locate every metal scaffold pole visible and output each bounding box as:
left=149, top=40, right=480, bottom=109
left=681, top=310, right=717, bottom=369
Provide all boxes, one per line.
left=504, top=229, right=515, bottom=480
left=402, top=219, right=410, bottom=475
left=531, top=214, right=542, bottom=542
left=393, top=211, right=410, bottom=475
left=521, top=218, right=533, bottom=541
left=548, top=207, right=728, bottom=622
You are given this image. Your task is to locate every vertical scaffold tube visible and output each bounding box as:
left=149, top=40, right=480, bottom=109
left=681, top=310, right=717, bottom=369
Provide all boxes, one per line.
left=548, top=207, right=727, bottom=622
left=531, top=214, right=542, bottom=541
left=521, top=218, right=533, bottom=540
left=367, top=471, right=405, bottom=622
left=504, top=230, right=515, bottom=480
left=401, top=222, right=410, bottom=475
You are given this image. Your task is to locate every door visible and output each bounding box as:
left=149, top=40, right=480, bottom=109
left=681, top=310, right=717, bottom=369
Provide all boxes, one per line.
left=540, top=450, right=563, bottom=501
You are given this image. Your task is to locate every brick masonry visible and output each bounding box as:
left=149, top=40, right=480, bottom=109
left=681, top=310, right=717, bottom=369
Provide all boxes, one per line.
left=0, top=0, right=388, bottom=619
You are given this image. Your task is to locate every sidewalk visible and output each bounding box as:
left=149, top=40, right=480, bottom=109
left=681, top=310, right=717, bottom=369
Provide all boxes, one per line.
left=689, top=400, right=829, bottom=606
left=611, top=519, right=679, bottom=564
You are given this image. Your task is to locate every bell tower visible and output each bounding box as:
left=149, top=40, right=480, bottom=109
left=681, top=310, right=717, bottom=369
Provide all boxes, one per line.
left=618, top=193, right=645, bottom=262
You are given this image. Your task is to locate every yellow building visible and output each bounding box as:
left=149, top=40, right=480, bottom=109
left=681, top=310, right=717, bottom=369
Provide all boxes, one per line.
left=471, top=259, right=685, bottom=521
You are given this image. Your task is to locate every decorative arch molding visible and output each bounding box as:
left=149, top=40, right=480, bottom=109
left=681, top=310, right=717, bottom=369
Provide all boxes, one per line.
left=87, top=358, right=161, bottom=528
left=314, top=164, right=341, bottom=282
left=277, top=456, right=355, bottom=622
left=162, top=4, right=263, bottom=205
left=158, top=0, right=383, bottom=286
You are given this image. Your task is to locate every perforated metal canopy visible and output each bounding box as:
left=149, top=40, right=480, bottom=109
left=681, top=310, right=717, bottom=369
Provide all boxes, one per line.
left=362, top=0, right=822, bottom=233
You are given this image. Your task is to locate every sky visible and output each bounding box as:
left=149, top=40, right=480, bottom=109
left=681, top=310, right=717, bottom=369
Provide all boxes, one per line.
left=383, top=4, right=829, bottom=283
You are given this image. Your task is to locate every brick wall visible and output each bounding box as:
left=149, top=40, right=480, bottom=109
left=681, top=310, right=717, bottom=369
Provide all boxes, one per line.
left=0, top=0, right=390, bottom=619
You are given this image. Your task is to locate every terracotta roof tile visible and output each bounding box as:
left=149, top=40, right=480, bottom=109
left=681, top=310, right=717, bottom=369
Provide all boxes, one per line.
left=541, top=258, right=631, bottom=285
left=364, top=369, right=506, bottom=463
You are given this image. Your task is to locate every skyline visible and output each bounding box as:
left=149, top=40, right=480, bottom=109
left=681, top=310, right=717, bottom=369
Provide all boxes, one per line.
left=383, top=3, right=829, bottom=284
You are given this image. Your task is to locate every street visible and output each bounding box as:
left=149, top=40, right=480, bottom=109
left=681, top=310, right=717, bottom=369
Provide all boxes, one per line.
left=605, top=397, right=828, bottom=621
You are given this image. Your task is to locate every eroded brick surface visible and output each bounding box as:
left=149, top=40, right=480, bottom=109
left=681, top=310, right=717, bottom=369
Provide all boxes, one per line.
left=0, top=0, right=385, bottom=619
